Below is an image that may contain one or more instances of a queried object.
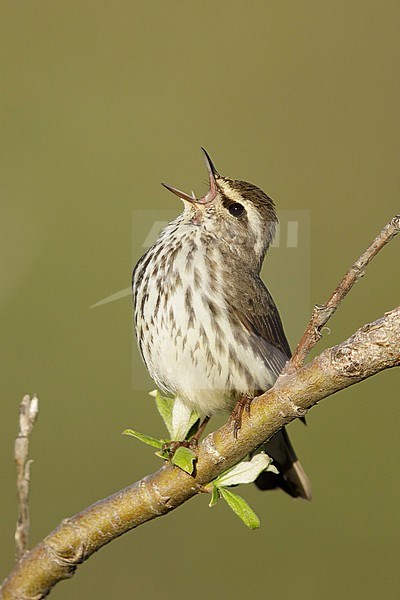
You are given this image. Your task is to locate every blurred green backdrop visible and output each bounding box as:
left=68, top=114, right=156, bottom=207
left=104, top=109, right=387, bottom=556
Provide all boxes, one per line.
left=1, top=2, right=399, bottom=599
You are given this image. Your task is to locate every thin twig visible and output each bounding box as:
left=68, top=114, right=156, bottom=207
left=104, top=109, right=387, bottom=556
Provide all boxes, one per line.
left=1, top=308, right=399, bottom=599
left=14, top=394, right=39, bottom=560
left=283, top=214, right=400, bottom=375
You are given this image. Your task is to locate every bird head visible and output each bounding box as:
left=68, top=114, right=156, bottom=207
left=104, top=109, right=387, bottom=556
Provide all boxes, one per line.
left=162, top=149, right=278, bottom=269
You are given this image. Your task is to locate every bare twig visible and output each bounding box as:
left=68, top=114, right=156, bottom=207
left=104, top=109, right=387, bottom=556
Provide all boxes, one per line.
left=284, top=215, right=400, bottom=375
left=14, top=395, right=39, bottom=561
left=1, top=308, right=399, bottom=599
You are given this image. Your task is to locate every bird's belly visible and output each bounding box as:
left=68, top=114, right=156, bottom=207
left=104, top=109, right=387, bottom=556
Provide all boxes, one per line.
left=134, top=240, right=278, bottom=416
left=137, top=284, right=276, bottom=417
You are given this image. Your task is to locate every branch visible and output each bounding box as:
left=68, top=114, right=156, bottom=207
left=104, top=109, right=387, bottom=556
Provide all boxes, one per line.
left=14, top=395, right=39, bottom=561
left=2, top=216, right=398, bottom=598
left=1, top=307, right=399, bottom=599
left=284, top=214, right=400, bottom=374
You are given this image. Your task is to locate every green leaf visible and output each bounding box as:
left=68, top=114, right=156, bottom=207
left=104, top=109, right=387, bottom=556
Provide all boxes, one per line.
left=187, top=409, right=200, bottom=432
left=186, top=414, right=201, bottom=441
left=219, top=487, right=261, bottom=530
left=152, top=391, right=199, bottom=441
left=171, top=446, right=197, bottom=474
left=153, top=391, right=174, bottom=437
left=209, top=484, right=219, bottom=507
left=216, top=453, right=277, bottom=487
left=171, top=397, right=195, bottom=441
left=122, top=429, right=163, bottom=449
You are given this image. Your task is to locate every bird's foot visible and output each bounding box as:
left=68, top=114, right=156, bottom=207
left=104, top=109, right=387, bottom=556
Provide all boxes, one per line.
left=230, top=395, right=253, bottom=438
left=161, top=416, right=210, bottom=458
left=161, top=439, right=193, bottom=458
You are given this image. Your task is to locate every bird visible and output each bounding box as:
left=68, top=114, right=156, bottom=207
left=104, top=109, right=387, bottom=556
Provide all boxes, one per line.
left=132, top=149, right=311, bottom=500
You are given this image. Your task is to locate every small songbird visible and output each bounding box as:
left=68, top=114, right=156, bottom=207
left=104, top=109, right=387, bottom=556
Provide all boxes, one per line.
left=132, top=149, right=311, bottom=500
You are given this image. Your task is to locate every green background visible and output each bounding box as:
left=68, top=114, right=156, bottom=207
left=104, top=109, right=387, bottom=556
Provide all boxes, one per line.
left=1, top=2, right=399, bottom=599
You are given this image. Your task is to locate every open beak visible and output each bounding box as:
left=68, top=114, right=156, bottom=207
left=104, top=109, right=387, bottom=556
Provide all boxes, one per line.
left=162, top=148, right=219, bottom=205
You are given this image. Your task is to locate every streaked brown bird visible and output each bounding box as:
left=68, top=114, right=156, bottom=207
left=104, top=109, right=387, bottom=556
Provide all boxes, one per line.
left=132, top=149, right=311, bottom=500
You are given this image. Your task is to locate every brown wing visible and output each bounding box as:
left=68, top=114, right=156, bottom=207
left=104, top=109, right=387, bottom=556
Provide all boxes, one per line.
left=230, top=274, right=309, bottom=430
left=225, top=273, right=291, bottom=379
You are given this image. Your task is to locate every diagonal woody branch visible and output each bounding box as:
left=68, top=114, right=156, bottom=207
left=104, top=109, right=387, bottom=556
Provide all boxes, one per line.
left=284, top=214, right=400, bottom=374
left=1, top=306, right=399, bottom=599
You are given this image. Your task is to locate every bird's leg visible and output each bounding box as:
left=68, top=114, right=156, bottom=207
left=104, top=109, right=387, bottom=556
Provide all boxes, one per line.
left=161, top=439, right=190, bottom=457
left=161, top=416, right=211, bottom=457
left=188, top=416, right=210, bottom=448
left=230, top=394, right=253, bottom=438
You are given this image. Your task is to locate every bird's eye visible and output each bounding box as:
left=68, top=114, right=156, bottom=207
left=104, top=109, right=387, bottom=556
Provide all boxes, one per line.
left=228, top=203, right=245, bottom=217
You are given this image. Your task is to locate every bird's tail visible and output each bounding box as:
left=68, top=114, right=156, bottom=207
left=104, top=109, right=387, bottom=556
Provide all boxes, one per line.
left=254, top=427, right=312, bottom=500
